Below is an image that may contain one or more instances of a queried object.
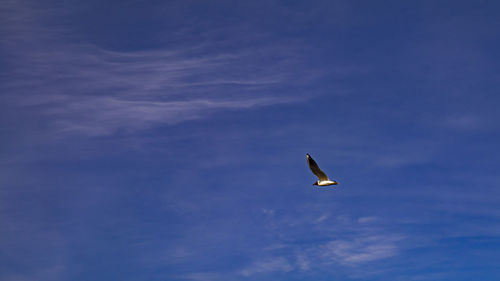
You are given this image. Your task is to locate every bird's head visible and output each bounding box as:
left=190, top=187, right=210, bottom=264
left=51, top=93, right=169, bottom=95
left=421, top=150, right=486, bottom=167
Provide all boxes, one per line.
left=312, top=181, right=318, bottom=186
left=333, top=181, right=339, bottom=185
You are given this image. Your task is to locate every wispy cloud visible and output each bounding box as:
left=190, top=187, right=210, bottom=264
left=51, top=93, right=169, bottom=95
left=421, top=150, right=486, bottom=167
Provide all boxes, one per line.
left=440, top=114, right=484, bottom=131
left=1, top=1, right=312, bottom=137
left=295, top=253, right=311, bottom=271
left=39, top=95, right=298, bottom=136
left=240, top=257, right=293, bottom=277
left=321, top=234, right=403, bottom=265
left=237, top=214, right=406, bottom=278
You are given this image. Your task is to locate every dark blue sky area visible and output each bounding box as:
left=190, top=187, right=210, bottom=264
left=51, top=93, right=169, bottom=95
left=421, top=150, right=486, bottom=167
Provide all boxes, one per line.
left=2, top=1, right=500, bottom=280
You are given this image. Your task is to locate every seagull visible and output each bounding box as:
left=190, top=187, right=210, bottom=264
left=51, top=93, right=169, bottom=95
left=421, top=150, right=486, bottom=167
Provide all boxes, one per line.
left=306, top=154, right=339, bottom=186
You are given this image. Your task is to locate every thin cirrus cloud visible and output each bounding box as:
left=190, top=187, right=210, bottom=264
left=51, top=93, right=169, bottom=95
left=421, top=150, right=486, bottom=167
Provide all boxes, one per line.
left=313, top=227, right=403, bottom=269
left=235, top=213, right=405, bottom=278
left=240, top=257, right=294, bottom=277
left=38, top=95, right=299, bottom=137
left=321, top=234, right=403, bottom=265
left=2, top=2, right=312, bottom=137
left=3, top=42, right=306, bottom=136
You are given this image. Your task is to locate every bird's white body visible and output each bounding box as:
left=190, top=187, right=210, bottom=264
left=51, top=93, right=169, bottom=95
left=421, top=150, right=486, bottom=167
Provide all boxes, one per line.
left=316, top=180, right=338, bottom=186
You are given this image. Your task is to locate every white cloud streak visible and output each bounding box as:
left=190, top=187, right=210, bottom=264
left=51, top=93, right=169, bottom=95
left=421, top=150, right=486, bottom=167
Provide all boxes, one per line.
left=321, top=234, right=403, bottom=265
left=1, top=1, right=310, bottom=137
left=240, top=257, right=293, bottom=277
left=239, top=214, right=406, bottom=278
left=41, top=95, right=297, bottom=136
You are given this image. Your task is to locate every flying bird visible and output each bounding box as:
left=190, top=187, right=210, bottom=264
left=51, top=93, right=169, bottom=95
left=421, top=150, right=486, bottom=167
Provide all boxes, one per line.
left=306, top=154, right=339, bottom=186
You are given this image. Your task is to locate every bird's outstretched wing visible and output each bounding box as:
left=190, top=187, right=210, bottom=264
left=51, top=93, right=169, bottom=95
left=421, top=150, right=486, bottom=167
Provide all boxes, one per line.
left=306, top=154, right=329, bottom=181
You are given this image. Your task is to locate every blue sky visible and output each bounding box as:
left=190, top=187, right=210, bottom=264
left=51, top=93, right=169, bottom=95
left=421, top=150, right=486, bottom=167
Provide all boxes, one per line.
left=2, top=0, right=500, bottom=280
